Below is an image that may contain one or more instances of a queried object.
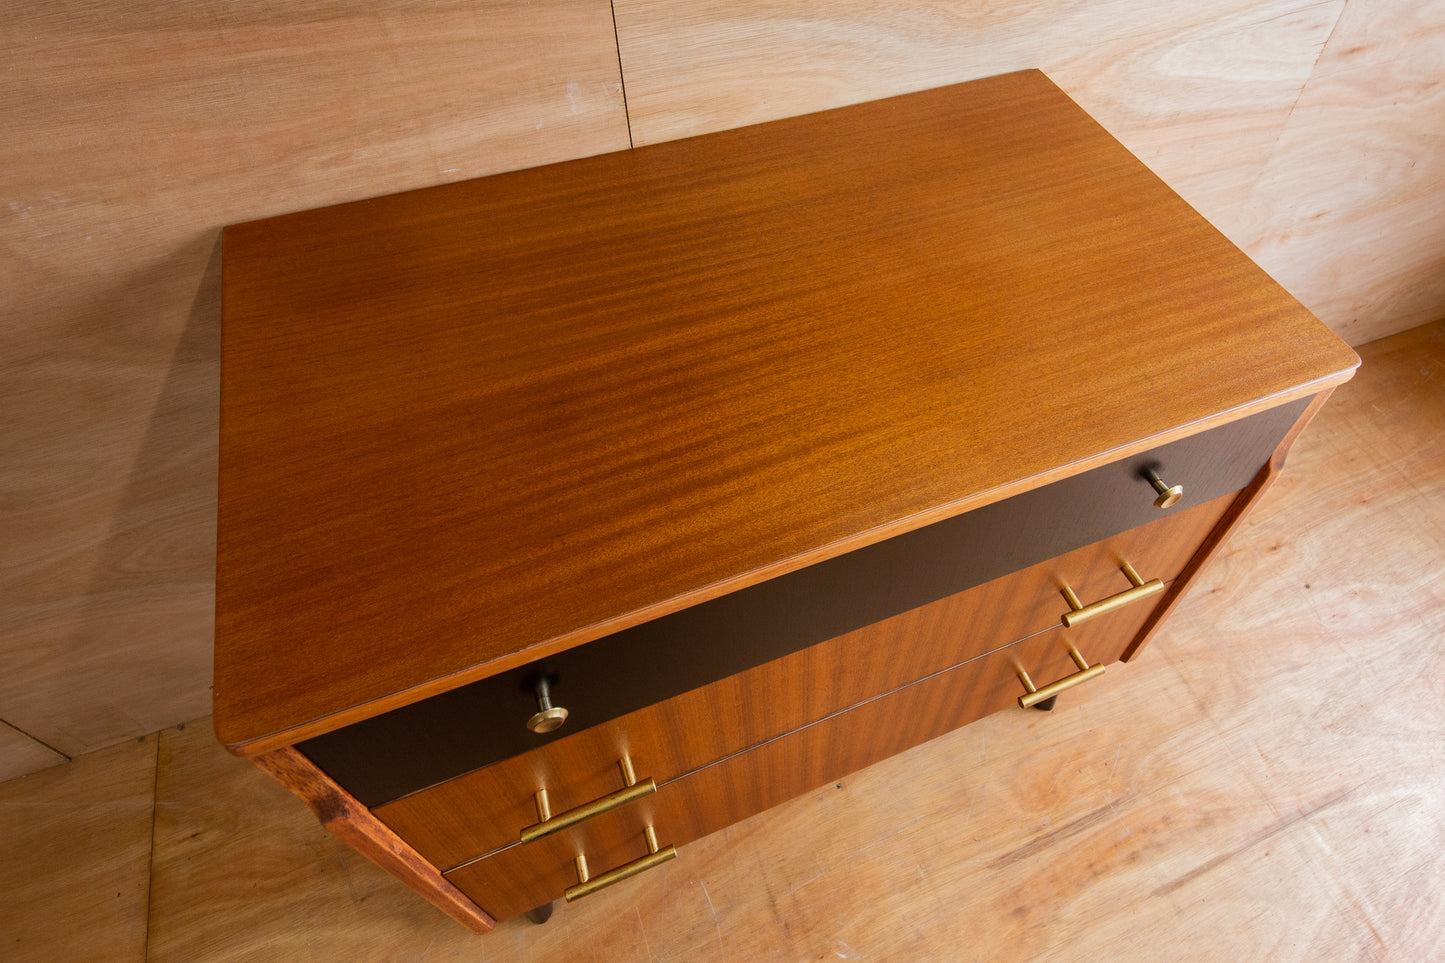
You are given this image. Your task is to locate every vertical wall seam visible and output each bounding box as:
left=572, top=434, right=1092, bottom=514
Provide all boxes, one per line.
left=1283, top=0, right=1350, bottom=127
left=1229, top=0, right=1350, bottom=243
left=609, top=0, right=635, bottom=148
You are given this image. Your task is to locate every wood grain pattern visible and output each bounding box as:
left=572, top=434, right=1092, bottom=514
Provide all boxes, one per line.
left=214, top=70, right=1357, bottom=753
left=375, top=491, right=1233, bottom=869
left=4, top=0, right=1430, bottom=771
left=614, top=0, right=1445, bottom=348
left=1157, top=324, right=1445, bottom=794
left=1121, top=388, right=1335, bottom=662
left=146, top=721, right=494, bottom=960
left=252, top=747, right=494, bottom=934
left=445, top=610, right=1161, bottom=921
left=611, top=0, right=1343, bottom=250
left=1095, top=319, right=1445, bottom=959
left=439, top=325, right=1435, bottom=954
left=3, top=0, right=1436, bottom=784
left=301, top=402, right=1296, bottom=808
left=0, top=0, right=629, bottom=756
left=7, top=321, right=1434, bottom=960
left=0, top=734, right=156, bottom=963
left=474, top=320, right=1441, bottom=954
left=0, top=720, right=67, bottom=782
left=1236, top=0, right=1445, bottom=345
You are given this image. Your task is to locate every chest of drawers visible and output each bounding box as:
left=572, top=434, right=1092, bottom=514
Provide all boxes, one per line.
left=213, top=70, right=1359, bottom=932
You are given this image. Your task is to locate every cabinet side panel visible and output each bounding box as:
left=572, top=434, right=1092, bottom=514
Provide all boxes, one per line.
left=1121, top=389, right=1338, bottom=662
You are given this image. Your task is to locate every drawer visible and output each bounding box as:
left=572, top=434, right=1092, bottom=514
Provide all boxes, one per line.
left=301, top=401, right=1301, bottom=809
left=370, top=489, right=1236, bottom=870
left=442, top=599, right=1159, bottom=921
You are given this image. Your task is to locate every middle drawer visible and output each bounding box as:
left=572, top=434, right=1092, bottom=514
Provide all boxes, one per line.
left=370, top=490, right=1235, bottom=869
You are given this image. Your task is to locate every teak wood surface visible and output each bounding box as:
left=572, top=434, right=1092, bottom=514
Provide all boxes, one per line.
left=214, top=69, right=1358, bottom=753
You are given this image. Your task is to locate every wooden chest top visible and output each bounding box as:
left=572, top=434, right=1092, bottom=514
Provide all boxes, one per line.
left=214, top=69, right=1358, bottom=753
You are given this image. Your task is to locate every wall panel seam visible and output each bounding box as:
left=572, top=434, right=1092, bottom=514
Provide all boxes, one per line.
left=609, top=0, right=635, bottom=148
left=0, top=718, right=71, bottom=763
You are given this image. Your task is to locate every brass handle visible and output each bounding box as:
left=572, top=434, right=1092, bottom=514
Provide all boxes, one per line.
left=526, top=677, right=569, bottom=734
left=521, top=756, right=655, bottom=844
left=565, top=825, right=677, bottom=902
left=1145, top=468, right=1184, bottom=509
left=1059, top=560, right=1164, bottom=627
left=1017, top=642, right=1105, bottom=708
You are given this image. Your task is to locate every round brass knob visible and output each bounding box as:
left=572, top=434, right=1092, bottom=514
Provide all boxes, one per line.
left=526, top=678, right=568, bottom=734
left=527, top=707, right=568, bottom=734
left=1145, top=468, right=1183, bottom=509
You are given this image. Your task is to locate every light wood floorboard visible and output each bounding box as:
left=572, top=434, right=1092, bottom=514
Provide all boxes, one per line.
left=0, top=734, right=157, bottom=963
left=3, top=320, right=1442, bottom=959
left=144, top=721, right=490, bottom=961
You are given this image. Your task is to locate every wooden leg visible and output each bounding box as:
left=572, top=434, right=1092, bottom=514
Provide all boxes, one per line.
left=251, top=747, right=495, bottom=933
left=525, top=901, right=555, bottom=925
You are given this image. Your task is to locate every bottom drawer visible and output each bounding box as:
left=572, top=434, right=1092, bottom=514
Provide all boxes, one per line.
left=444, top=600, right=1157, bottom=920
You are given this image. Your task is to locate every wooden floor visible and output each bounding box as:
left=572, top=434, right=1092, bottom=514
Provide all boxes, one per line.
left=4, top=320, right=1442, bottom=961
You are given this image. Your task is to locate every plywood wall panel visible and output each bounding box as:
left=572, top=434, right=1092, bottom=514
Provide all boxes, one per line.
left=612, top=0, right=1341, bottom=230
left=1042, top=0, right=1344, bottom=227
left=615, top=0, right=1445, bottom=345
left=1235, top=0, right=1445, bottom=345
left=0, top=0, right=629, bottom=755
left=3, top=0, right=1440, bottom=763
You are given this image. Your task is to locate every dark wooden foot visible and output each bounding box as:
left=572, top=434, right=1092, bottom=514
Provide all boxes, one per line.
left=1030, top=695, right=1057, bottom=712
left=524, top=902, right=555, bottom=925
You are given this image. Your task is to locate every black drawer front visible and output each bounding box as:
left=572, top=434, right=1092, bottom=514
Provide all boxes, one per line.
left=302, top=398, right=1307, bottom=806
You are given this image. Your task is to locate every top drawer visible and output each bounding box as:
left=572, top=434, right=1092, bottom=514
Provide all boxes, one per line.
left=301, top=399, right=1307, bottom=807
left=374, top=489, right=1233, bottom=871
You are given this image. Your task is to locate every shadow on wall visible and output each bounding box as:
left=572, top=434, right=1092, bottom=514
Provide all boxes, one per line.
left=73, top=234, right=222, bottom=748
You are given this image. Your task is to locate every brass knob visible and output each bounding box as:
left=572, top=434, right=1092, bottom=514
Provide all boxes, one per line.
left=526, top=677, right=568, bottom=734
left=1145, top=468, right=1184, bottom=509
